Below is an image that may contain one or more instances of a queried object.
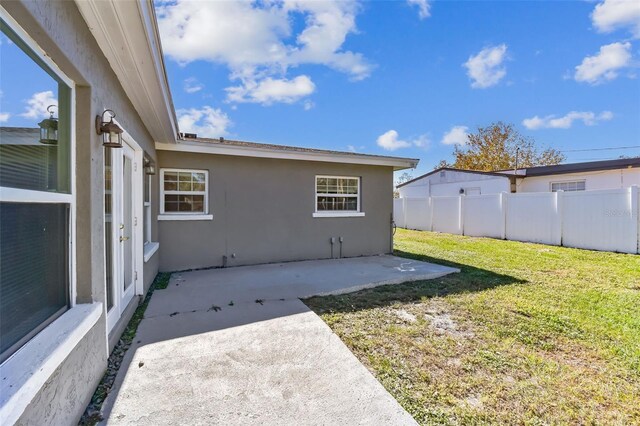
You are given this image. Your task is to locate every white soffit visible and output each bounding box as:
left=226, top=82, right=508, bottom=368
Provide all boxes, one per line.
left=156, top=141, right=419, bottom=170
left=75, top=0, right=177, bottom=144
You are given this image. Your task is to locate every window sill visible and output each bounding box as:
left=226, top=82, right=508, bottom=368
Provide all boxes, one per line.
left=157, top=214, right=213, bottom=221
left=143, top=242, right=160, bottom=262
left=0, top=303, right=102, bottom=426
left=312, top=212, right=365, bottom=218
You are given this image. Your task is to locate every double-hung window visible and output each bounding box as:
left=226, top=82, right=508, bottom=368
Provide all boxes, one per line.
left=159, top=169, right=210, bottom=219
left=144, top=175, right=152, bottom=243
left=314, top=176, right=364, bottom=217
left=0, top=18, right=74, bottom=362
left=551, top=180, right=586, bottom=192
left=142, top=173, right=160, bottom=261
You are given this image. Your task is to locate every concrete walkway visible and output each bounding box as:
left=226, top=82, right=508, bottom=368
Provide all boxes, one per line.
left=102, top=255, right=458, bottom=425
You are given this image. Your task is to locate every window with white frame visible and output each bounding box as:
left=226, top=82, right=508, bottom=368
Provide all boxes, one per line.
left=551, top=180, right=585, bottom=192
left=144, top=175, right=152, bottom=243
left=0, top=18, right=73, bottom=363
left=315, top=176, right=361, bottom=213
left=160, top=169, right=208, bottom=214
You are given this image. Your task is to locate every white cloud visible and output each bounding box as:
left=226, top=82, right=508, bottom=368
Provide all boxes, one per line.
left=591, top=0, right=640, bottom=38
left=411, top=134, right=430, bottom=148
left=20, top=90, right=57, bottom=119
left=226, top=75, right=315, bottom=105
left=184, top=77, right=204, bottom=94
left=303, top=100, right=315, bottom=111
left=0, top=112, right=9, bottom=123
left=574, top=42, right=632, bottom=85
left=463, top=44, right=508, bottom=89
left=376, top=130, right=428, bottom=151
left=441, top=126, right=469, bottom=145
left=377, top=130, right=411, bottom=151
left=177, top=106, right=231, bottom=138
left=523, top=111, right=613, bottom=130
left=407, top=0, right=431, bottom=19
left=157, top=0, right=371, bottom=105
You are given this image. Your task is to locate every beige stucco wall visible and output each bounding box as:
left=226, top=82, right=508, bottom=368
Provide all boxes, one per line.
left=157, top=151, right=395, bottom=271
left=3, top=2, right=160, bottom=424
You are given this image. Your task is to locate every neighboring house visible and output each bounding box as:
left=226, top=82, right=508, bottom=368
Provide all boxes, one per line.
left=397, top=168, right=514, bottom=198
left=0, top=2, right=417, bottom=425
left=397, top=158, right=640, bottom=197
left=503, top=158, right=640, bottom=193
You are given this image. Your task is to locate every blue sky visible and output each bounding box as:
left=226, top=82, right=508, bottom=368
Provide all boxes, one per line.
left=1, top=0, right=639, bottom=179
left=158, top=0, right=640, bottom=178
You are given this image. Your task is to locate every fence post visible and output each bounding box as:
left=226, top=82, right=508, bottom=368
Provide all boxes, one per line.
left=556, top=190, right=564, bottom=247
left=500, top=192, right=507, bottom=240
left=402, top=197, right=407, bottom=229
left=428, top=196, right=433, bottom=232
left=631, top=185, right=639, bottom=254
left=459, top=194, right=465, bottom=235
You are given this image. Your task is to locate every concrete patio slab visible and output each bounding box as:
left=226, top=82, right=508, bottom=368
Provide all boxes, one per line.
left=102, top=255, right=458, bottom=425
left=145, top=255, right=458, bottom=318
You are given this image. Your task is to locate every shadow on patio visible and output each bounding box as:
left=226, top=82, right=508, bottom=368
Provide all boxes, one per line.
left=303, top=249, right=526, bottom=314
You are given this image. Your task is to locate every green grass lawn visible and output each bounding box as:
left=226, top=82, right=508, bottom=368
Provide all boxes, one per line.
left=304, top=229, right=640, bottom=425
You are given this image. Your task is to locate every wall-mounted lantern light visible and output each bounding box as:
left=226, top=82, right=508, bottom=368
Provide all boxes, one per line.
left=96, top=109, right=123, bottom=148
left=38, top=105, right=58, bottom=145
left=144, top=156, right=156, bottom=175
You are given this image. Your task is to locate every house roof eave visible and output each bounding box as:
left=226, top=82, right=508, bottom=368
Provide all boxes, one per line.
left=156, top=139, right=419, bottom=170
left=75, top=0, right=178, bottom=144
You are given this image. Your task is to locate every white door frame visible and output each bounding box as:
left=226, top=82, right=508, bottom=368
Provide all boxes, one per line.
left=106, top=130, right=144, bottom=333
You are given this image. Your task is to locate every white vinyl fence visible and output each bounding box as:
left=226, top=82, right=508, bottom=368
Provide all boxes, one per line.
left=394, top=186, right=640, bottom=254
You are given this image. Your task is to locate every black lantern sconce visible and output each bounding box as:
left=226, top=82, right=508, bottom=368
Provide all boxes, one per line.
left=144, top=156, right=156, bottom=175
left=96, top=109, right=124, bottom=148
left=38, top=105, right=58, bottom=145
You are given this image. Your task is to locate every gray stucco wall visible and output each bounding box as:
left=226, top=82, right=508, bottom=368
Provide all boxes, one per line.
left=3, top=2, right=159, bottom=424
left=157, top=151, right=394, bottom=271
left=16, top=324, right=106, bottom=426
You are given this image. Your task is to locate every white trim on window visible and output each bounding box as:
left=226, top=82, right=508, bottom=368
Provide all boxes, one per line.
left=314, top=175, right=362, bottom=217
left=142, top=174, right=160, bottom=262
left=159, top=168, right=209, bottom=215
left=157, top=214, right=213, bottom=221
left=0, top=8, right=81, bottom=418
left=0, top=303, right=102, bottom=426
left=143, top=241, right=159, bottom=262
left=312, top=212, right=365, bottom=218
left=144, top=175, right=152, bottom=244
left=0, top=9, right=77, bottom=353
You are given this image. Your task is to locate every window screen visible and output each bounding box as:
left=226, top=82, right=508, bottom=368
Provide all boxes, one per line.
left=161, top=169, right=208, bottom=214
left=316, top=176, right=360, bottom=212
left=0, top=203, right=69, bottom=361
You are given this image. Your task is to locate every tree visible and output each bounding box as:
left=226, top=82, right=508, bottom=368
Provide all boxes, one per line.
left=434, top=159, right=451, bottom=169
left=442, top=122, right=564, bottom=171
left=394, top=172, right=414, bottom=198
left=395, top=172, right=414, bottom=186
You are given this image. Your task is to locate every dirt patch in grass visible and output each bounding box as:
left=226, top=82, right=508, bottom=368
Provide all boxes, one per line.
left=79, top=272, right=171, bottom=426
left=304, top=230, right=640, bottom=425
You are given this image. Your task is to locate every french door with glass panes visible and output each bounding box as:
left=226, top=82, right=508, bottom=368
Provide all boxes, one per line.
left=105, top=140, right=142, bottom=332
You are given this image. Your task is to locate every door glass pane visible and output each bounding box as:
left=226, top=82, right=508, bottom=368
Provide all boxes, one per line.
left=0, top=20, right=71, bottom=193
left=104, top=149, right=114, bottom=311
left=123, top=155, right=133, bottom=290
left=0, top=202, right=69, bottom=361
